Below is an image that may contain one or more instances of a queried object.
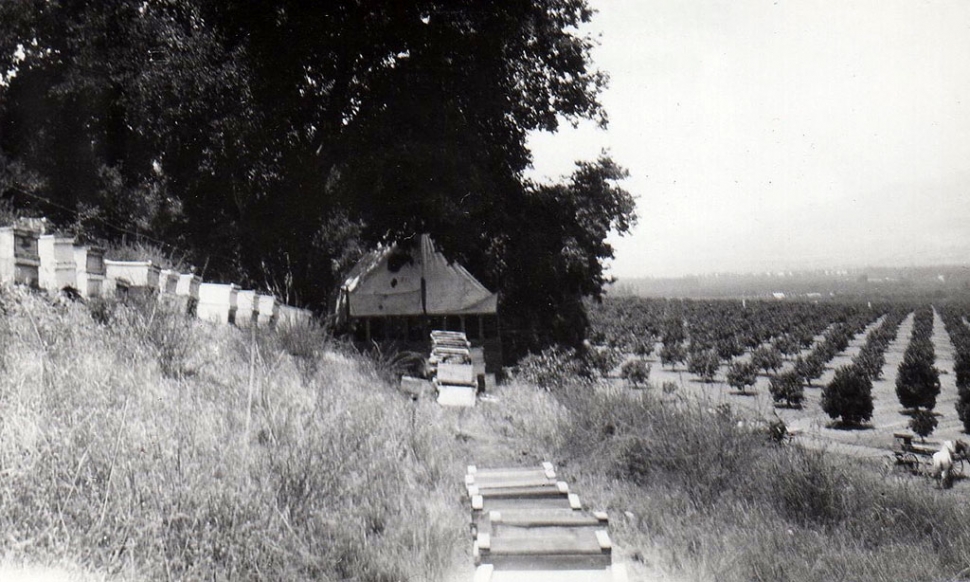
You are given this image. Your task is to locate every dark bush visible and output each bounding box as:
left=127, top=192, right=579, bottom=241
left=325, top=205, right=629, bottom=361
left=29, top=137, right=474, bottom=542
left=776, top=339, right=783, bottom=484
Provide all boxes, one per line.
left=822, top=365, right=873, bottom=427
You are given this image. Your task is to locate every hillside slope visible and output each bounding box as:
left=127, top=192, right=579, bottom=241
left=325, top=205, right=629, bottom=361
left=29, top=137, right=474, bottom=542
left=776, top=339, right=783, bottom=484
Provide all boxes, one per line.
left=0, top=288, right=467, bottom=581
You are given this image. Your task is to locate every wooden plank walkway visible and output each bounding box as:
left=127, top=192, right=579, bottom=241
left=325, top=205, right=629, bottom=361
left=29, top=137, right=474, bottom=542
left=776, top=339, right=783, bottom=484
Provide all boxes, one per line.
left=466, top=462, right=627, bottom=581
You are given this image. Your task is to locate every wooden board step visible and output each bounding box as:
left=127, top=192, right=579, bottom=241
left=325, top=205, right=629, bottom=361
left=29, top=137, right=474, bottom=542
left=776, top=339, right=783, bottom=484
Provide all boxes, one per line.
left=468, top=462, right=555, bottom=479
left=468, top=482, right=570, bottom=499
left=474, top=563, right=628, bottom=582
left=474, top=529, right=612, bottom=569
left=488, top=508, right=609, bottom=529
left=471, top=494, right=582, bottom=532
left=465, top=469, right=558, bottom=489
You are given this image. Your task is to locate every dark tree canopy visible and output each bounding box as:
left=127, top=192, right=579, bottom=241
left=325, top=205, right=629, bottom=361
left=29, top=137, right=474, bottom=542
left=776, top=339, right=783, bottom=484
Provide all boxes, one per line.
left=0, top=0, right=635, bottom=355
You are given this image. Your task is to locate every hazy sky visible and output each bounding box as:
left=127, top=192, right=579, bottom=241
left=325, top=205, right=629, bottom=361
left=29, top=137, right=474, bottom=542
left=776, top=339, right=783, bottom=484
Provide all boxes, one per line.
left=527, top=0, right=970, bottom=279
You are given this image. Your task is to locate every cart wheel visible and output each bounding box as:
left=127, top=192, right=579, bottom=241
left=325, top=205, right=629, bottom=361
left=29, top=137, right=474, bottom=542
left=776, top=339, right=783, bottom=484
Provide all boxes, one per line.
left=954, top=458, right=967, bottom=480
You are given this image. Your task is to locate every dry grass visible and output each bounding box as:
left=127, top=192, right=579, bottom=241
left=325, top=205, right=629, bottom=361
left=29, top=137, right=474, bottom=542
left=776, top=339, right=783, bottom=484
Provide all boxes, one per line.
left=0, top=287, right=467, bottom=581
left=484, top=372, right=970, bottom=582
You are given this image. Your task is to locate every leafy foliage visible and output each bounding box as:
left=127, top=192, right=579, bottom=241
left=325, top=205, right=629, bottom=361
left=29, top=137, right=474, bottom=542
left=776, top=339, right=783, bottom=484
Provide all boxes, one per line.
left=821, top=365, right=873, bottom=427
left=620, top=358, right=651, bottom=388
left=687, top=348, right=720, bottom=384
left=751, top=345, right=783, bottom=375
left=725, top=360, right=758, bottom=394
left=895, top=308, right=939, bottom=411
left=769, top=370, right=805, bottom=408
left=909, top=409, right=938, bottom=441
left=0, top=0, right=634, bottom=355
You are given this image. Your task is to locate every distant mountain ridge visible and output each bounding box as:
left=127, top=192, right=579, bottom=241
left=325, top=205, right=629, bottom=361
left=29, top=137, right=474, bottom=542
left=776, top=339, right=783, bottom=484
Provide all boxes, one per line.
left=610, top=265, right=970, bottom=300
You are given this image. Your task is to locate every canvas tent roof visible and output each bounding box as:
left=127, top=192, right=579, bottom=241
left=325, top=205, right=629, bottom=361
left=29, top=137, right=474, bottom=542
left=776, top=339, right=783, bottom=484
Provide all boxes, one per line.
left=338, top=235, right=497, bottom=318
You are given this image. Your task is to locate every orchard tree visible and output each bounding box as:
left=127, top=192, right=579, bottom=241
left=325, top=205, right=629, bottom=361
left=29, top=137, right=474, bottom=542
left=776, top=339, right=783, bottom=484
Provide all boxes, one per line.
left=725, top=360, right=758, bottom=394
left=821, top=365, right=873, bottom=427
left=621, top=358, right=651, bottom=388
left=688, top=349, right=720, bottom=384
left=895, top=352, right=941, bottom=411
left=769, top=370, right=805, bottom=408
left=794, top=353, right=825, bottom=387
left=909, top=409, right=938, bottom=442
left=751, top=345, right=783, bottom=376
left=773, top=334, right=800, bottom=358
left=660, top=341, right=686, bottom=370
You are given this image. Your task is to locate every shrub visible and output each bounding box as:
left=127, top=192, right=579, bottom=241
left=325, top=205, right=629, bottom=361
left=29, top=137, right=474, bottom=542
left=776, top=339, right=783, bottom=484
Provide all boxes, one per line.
left=687, top=349, right=720, bottom=383
left=909, top=409, right=938, bottom=441
left=725, top=360, right=758, bottom=394
left=794, top=353, right=826, bottom=387
left=585, top=345, right=621, bottom=377
left=769, top=370, right=805, bottom=408
left=821, top=365, right=873, bottom=427
left=632, top=335, right=655, bottom=357
left=751, top=345, right=783, bottom=375
left=515, top=347, right=585, bottom=391
left=660, top=341, right=686, bottom=369
left=895, top=351, right=940, bottom=411
left=621, top=358, right=651, bottom=387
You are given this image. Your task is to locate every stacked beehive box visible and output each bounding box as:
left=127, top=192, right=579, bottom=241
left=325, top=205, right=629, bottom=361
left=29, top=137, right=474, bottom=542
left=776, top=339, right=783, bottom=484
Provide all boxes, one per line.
left=197, top=282, right=239, bottom=325
left=0, top=226, right=40, bottom=288
left=277, top=304, right=312, bottom=328
left=104, top=260, right=161, bottom=299
left=429, top=330, right=476, bottom=407
left=256, top=294, right=277, bottom=327
left=73, top=246, right=105, bottom=298
left=235, top=290, right=259, bottom=328
left=38, top=234, right=76, bottom=292
left=466, top=463, right=624, bottom=581
left=175, top=273, right=201, bottom=315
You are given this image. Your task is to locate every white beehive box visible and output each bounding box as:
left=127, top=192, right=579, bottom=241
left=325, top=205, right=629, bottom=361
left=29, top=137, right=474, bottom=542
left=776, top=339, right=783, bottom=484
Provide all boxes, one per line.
left=235, top=290, right=259, bottom=327
left=73, top=246, right=105, bottom=298
left=277, top=305, right=312, bottom=328
left=158, top=269, right=180, bottom=295
left=197, top=282, right=239, bottom=325
left=176, top=273, right=201, bottom=299
left=38, top=234, right=76, bottom=292
left=0, top=226, right=40, bottom=287
left=256, top=294, right=278, bottom=327
left=104, top=260, right=161, bottom=297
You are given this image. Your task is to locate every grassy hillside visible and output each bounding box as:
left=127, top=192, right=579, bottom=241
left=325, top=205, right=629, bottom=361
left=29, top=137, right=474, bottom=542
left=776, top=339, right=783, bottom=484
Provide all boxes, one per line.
left=5, top=287, right=970, bottom=582
left=0, top=287, right=466, bottom=581
left=471, top=370, right=970, bottom=582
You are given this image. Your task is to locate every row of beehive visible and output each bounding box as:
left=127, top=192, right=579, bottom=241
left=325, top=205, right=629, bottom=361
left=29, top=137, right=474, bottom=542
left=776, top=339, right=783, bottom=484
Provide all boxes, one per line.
left=0, top=226, right=313, bottom=327
left=429, top=330, right=478, bottom=407
left=465, top=462, right=626, bottom=581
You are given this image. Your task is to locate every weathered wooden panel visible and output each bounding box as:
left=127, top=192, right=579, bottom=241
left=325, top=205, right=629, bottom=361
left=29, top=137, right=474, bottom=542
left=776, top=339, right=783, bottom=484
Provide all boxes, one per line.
left=487, top=509, right=608, bottom=529
left=468, top=482, right=570, bottom=499
left=158, top=269, right=180, bottom=295
left=198, top=283, right=239, bottom=325
left=176, top=273, right=201, bottom=298
left=0, top=227, right=40, bottom=287
left=437, top=362, right=476, bottom=386
left=104, top=260, right=161, bottom=294
left=474, top=529, right=611, bottom=569
left=256, top=294, right=278, bottom=327
left=235, top=290, right=259, bottom=328
left=465, top=467, right=557, bottom=489
left=436, top=384, right=476, bottom=407
left=73, top=246, right=105, bottom=298
left=474, top=564, right=627, bottom=582
left=277, top=305, right=313, bottom=328
left=468, top=462, right=556, bottom=478
left=38, top=235, right=76, bottom=292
